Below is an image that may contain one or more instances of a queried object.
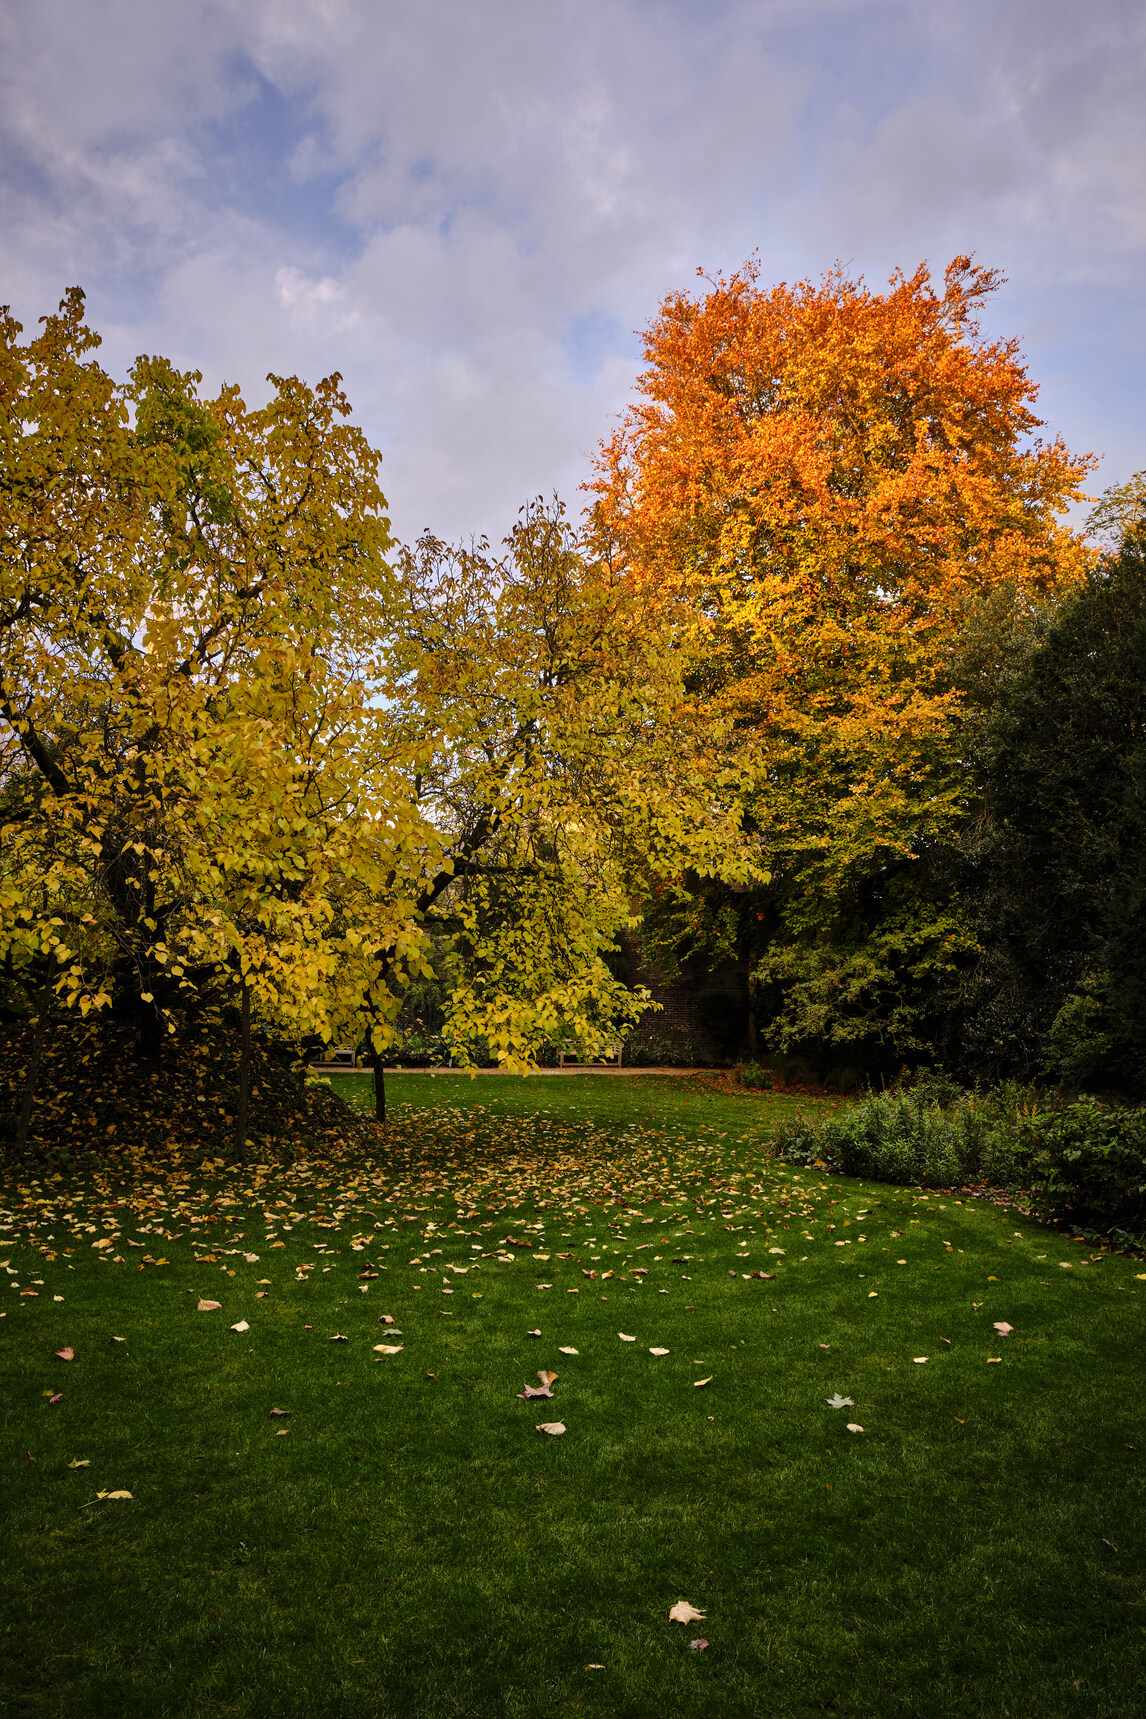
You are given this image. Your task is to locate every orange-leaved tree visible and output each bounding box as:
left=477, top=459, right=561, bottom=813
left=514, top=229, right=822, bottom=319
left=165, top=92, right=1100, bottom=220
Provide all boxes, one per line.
left=590, top=256, right=1096, bottom=1064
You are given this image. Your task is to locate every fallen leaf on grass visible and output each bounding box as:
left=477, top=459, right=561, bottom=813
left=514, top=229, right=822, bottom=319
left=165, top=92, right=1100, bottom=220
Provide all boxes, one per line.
left=269, top=1409, right=290, bottom=1418
left=846, top=1423, right=864, bottom=1433
left=55, top=1346, right=75, bottom=1361
left=693, top=1376, right=713, bottom=1388
left=826, top=1394, right=854, bottom=1409
left=518, top=1385, right=554, bottom=1399
left=243, top=1253, right=259, bottom=1264
left=913, top=1357, right=928, bottom=1364
left=378, top=1314, right=397, bottom=1325
left=329, top=1334, right=348, bottom=1343
left=527, top=1329, right=542, bottom=1337
left=373, top=1344, right=403, bottom=1355
left=986, top=1357, right=1002, bottom=1364
left=618, top=1332, right=636, bottom=1342
left=535, top=1421, right=565, bottom=1436
left=49, top=1393, right=63, bottom=1405
left=231, top=1321, right=250, bottom=1334
left=558, top=1346, right=578, bottom=1356
left=538, top=1370, right=558, bottom=1386
left=196, top=1300, right=221, bottom=1313
left=689, top=1639, right=709, bottom=1651
left=111, top=1336, right=125, bottom=1344
left=669, top=1601, right=705, bottom=1624
left=649, top=1347, right=670, bottom=1357
left=68, top=1458, right=90, bottom=1468
left=868, top=1291, right=878, bottom=1298
left=752, top=1271, right=775, bottom=1280
left=992, top=1322, right=1014, bottom=1337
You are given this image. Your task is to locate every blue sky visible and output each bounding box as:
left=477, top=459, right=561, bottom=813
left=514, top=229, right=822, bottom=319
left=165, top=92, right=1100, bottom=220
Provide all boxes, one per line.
left=2, top=0, right=1143, bottom=544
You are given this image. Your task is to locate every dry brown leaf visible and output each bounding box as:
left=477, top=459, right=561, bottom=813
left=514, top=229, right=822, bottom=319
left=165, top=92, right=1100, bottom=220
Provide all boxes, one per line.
left=55, top=1346, right=74, bottom=1361
left=535, top=1421, right=565, bottom=1436
left=668, top=1601, right=705, bottom=1624
left=558, top=1346, right=578, bottom=1356
left=518, top=1385, right=553, bottom=1399
left=269, top=1408, right=290, bottom=1418
left=618, top=1333, right=636, bottom=1342
left=196, top=1300, right=221, bottom=1312
left=231, top=1320, right=250, bottom=1334
left=993, top=1321, right=1014, bottom=1337
left=649, top=1347, right=670, bottom=1357
left=693, top=1376, right=713, bottom=1388
left=538, top=1370, right=558, bottom=1386
left=374, top=1344, right=403, bottom=1355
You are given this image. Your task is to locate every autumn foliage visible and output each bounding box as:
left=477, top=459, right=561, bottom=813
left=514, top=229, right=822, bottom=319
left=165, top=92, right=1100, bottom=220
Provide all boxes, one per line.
left=592, top=257, right=1096, bottom=1056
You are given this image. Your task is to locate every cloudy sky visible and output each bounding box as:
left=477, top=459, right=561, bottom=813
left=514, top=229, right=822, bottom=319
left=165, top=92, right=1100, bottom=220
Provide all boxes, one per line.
left=1, top=0, right=1143, bottom=544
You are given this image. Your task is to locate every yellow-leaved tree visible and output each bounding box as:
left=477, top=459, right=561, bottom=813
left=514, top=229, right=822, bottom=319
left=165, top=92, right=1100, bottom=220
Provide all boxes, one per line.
left=1, top=295, right=754, bottom=1147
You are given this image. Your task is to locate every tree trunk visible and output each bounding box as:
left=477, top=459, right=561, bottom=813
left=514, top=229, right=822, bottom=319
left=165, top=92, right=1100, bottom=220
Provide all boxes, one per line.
left=235, top=979, right=251, bottom=1159
left=16, top=951, right=56, bottom=1152
left=370, top=1041, right=386, bottom=1123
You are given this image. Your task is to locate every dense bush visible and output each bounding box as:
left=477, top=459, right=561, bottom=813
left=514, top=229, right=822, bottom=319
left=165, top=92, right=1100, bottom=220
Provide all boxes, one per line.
left=1025, top=1100, right=1146, bottom=1239
left=769, top=1079, right=1146, bottom=1244
left=626, top=1033, right=708, bottom=1067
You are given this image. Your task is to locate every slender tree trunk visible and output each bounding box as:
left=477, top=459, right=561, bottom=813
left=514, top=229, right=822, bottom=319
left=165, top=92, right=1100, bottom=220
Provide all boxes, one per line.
left=370, top=1040, right=386, bottom=1123
left=16, top=951, right=56, bottom=1152
left=235, top=979, right=251, bottom=1159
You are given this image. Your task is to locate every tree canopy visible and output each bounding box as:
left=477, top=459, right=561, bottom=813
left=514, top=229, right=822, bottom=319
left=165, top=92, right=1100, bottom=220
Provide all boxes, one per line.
left=1, top=293, right=753, bottom=1145
left=590, top=256, right=1095, bottom=1065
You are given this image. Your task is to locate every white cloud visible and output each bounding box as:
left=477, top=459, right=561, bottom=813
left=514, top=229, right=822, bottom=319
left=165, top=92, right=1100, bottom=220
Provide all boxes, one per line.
left=1, top=0, right=1144, bottom=541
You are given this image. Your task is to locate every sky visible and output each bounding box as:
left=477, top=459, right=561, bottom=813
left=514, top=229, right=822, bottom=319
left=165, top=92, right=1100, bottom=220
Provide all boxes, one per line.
left=1, top=0, right=1143, bottom=546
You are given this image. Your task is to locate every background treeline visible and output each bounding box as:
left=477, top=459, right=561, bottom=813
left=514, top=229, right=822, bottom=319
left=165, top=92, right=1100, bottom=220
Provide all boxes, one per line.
left=642, top=534, right=1146, bottom=1096
left=3, top=262, right=1145, bottom=1169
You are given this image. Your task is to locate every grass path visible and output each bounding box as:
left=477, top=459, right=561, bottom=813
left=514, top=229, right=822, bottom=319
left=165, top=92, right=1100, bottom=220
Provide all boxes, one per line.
left=1, top=1075, right=1143, bottom=1717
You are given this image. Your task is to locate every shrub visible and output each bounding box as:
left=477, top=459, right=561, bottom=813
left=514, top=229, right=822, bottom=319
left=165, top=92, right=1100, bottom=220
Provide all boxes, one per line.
left=739, top=1062, right=777, bottom=1091
left=1026, top=1099, right=1146, bottom=1239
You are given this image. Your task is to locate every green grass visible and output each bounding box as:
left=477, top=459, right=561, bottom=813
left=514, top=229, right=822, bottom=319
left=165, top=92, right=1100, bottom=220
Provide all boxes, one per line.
left=1, top=1074, right=1143, bottom=1718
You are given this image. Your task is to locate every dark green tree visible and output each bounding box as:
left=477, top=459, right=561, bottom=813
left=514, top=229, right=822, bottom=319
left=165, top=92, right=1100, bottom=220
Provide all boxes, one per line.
left=962, top=539, right=1146, bottom=1091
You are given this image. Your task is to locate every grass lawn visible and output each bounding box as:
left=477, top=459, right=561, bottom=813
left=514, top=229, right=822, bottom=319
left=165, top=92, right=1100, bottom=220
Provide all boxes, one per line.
left=1, top=1073, right=1143, bottom=1718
